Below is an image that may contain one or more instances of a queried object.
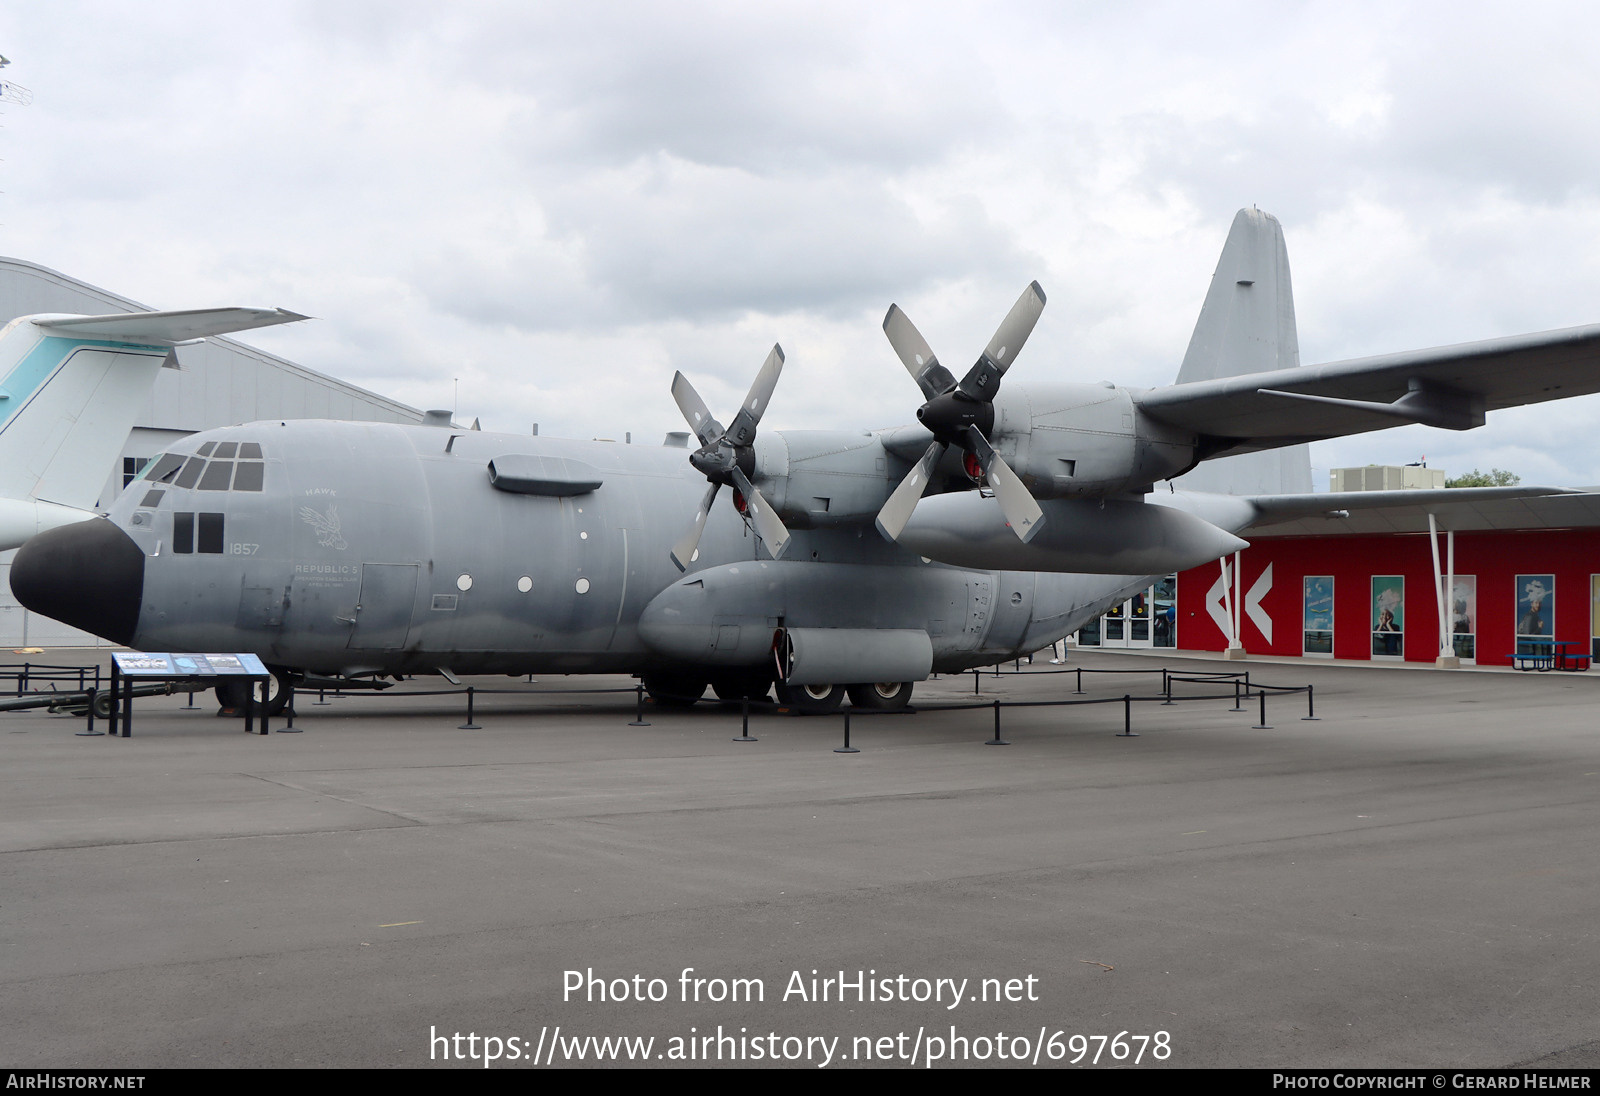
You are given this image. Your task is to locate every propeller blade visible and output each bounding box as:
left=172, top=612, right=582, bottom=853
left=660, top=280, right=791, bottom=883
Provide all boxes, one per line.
left=965, top=427, right=1045, bottom=543
left=883, top=304, right=957, bottom=400
left=724, top=344, right=784, bottom=448
left=958, top=280, right=1047, bottom=400
left=671, top=371, right=724, bottom=447
left=670, top=482, right=720, bottom=571
left=730, top=466, right=791, bottom=559
left=874, top=440, right=945, bottom=542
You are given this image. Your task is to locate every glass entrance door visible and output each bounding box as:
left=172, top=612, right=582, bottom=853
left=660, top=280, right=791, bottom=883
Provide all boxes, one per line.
left=1102, top=589, right=1152, bottom=648
left=1077, top=576, right=1177, bottom=650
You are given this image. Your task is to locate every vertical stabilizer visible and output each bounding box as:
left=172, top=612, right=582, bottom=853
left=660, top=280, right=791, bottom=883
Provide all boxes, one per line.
left=1170, top=208, right=1312, bottom=495
left=0, top=306, right=306, bottom=548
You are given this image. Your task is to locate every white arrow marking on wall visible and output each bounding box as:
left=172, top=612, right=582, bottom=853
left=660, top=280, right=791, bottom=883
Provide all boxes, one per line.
left=1206, top=563, right=1232, bottom=640
left=1245, top=562, right=1273, bottom=645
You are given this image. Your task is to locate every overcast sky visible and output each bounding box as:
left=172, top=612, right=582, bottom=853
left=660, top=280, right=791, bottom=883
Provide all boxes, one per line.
left=3, top=1, right=1599, bottom=487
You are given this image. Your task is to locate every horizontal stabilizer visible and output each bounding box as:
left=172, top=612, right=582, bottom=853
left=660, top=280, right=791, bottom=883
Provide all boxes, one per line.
left=34, top=307, right=309, bottom=345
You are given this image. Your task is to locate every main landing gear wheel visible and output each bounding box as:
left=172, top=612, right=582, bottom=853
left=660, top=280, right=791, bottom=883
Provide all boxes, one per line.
left=641, top=673, right=708, bottom=708
left=846, top=681, right=914, bottom=711
left=214, top=669, right=298, bottom=717
left=774, top=682, right=846, bottom=715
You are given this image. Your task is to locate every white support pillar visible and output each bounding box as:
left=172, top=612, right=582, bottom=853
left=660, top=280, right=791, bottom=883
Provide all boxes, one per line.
left=1224, top=550, right=1246, bottom=659
left=1429, top=513, right=1459, bottom=669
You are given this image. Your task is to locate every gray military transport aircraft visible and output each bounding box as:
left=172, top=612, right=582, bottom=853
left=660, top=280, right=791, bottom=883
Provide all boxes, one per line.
left=13, top=209, right=1600, bottom=713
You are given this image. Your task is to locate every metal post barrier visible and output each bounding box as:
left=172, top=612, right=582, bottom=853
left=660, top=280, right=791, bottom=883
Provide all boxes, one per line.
left=1231, top=677, right=1245, bottom=712
left=1117, top=693, right=1138, bottom=737
left=1253, top=688, right=1272, bottom=730
left=314, top=686, right=332, bottom=707
left=985, top=698, right=1008, bottom=745
left=258, top=678, right=270, bottom=735
left=1162, top=670, right=1173, bottom=705
left=973, top=669, right=981, bottom=695
left=834, top=709, right=859, bottom=754
left=1302, top=685, right=1319, bottom=721
left=1075, top=667, right=1083, bottom=694
left=18, top=662, right=26, bottom=697
left=278, top=686, right=301, bottom=733
left=77, top=688, right=102, bottom=737
left=629, top=684, right=651, bottom=726
left=459, top=686, right=482, bottom=730
left=733, top=697, right=756, bottom=742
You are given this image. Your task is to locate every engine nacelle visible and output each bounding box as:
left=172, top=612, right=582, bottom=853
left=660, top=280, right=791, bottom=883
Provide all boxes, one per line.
left=898, top=492, right=1247, bottom=575
left=993, top=383, right=1197, bottom=498
left=750, top=429, right=899, bottom=529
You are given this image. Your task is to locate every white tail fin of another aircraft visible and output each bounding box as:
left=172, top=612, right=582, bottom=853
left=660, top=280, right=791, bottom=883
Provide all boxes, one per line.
left=1169, top=208, right=1313, bottom=496
left=0, top=306, right=307, bottom=549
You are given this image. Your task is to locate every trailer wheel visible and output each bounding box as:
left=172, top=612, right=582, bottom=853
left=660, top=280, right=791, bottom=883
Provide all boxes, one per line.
left=214, top=670, right=297, bottom=716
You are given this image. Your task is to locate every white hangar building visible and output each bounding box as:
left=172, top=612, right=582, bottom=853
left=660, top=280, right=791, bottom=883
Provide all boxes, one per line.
left=0, top=257, right=422, bottom=646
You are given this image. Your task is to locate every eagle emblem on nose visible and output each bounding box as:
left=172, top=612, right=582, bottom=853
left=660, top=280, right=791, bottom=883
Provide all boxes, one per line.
left=299, top=504, right=348, bottom=550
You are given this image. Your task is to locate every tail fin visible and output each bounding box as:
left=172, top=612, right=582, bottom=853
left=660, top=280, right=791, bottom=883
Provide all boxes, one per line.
left=1169, top=208, right=1312, bottom=495
left=0, top=307, right=305, bottom=547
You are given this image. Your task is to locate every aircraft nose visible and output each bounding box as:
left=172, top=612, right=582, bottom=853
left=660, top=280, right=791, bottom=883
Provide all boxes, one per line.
left=11, top=519, right=145, bottom=646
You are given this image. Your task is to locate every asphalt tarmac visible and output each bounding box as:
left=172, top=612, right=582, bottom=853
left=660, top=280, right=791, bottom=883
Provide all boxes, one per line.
left=1, top=650, right=1596, bottom=1070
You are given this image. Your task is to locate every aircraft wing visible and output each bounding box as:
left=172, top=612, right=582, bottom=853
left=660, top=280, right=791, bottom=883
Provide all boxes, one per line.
left=1136, top=324, right=1600, bottom=457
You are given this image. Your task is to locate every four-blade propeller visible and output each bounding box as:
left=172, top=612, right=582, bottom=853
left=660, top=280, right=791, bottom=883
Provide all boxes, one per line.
left=875, top=281, right=1048, bottom=544
left=669, top=345, right=791, bottom=571
left=668, top=283, right=1048, bottom=569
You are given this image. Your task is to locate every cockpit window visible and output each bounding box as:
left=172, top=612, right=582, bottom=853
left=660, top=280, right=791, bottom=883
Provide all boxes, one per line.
left=198, top=461, right=234, bottom=491
left=174, top=456, right=206, bottom=490
left=150, top=441, right=266, bottom=491
left=142, top=454, right=186, bottom=483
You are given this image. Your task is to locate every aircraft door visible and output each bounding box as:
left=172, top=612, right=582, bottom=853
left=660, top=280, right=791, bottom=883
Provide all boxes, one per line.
left=346, top=563, right=419, bottom=649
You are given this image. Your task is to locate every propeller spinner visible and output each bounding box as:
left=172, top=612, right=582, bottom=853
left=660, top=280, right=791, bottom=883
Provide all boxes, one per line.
left=669, top=345, right=791, bottom=571
left=875, top=281, right=1048, bottom=544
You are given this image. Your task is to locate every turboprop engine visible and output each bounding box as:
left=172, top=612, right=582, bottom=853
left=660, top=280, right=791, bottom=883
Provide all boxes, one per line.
left=985, top=383, right=1200, bottom=500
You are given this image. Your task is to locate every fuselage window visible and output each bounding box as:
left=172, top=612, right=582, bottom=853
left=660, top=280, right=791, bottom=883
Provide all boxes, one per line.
left=198, top=461, right=234, bottom=491
left=197, top=513, right=225, bottom=554
left=173, top=512, right=225, bottom=553
left=212, top=442, right=238, bottom=459
left=239, top=442, right=263, bottom=459
left=232, top=461, right=264, bottom=491
left=173, top=512, right=194, bottom=554
left=196, top=441, right=217, bottom=457
left=140, top=490, right=165, bottom=509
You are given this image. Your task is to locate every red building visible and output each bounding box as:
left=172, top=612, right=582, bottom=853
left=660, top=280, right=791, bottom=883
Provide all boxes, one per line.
left=1167, top=494, right=1600, bottom=666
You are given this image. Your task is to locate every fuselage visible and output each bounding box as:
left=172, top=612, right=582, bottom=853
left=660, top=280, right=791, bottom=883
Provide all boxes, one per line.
left=15, top=420, right=1160, bottom=681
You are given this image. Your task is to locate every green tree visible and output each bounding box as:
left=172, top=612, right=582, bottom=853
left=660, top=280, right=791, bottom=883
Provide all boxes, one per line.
left=1445, top=468, right=1520, bottom=488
